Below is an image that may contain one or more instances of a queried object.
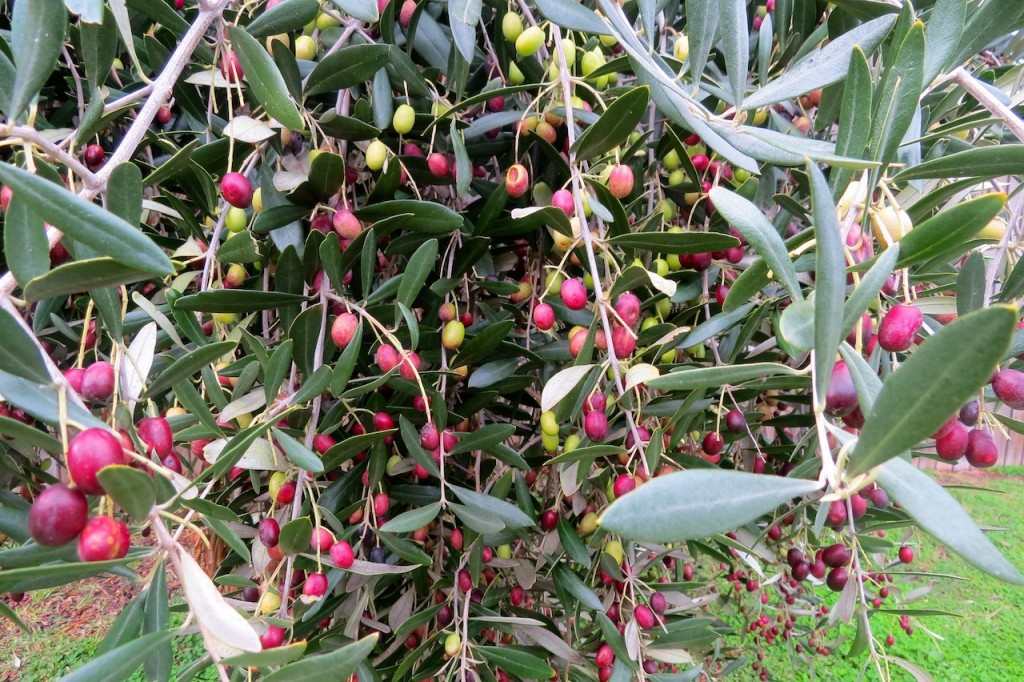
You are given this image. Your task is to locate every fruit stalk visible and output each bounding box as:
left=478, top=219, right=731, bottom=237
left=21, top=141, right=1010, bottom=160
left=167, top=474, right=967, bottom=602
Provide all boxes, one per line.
left=551, top=26, right=651, bottom=474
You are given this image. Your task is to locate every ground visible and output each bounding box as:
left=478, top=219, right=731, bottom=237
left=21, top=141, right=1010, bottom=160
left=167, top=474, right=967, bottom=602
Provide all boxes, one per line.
left=2, top=468, right=1022, bottom=681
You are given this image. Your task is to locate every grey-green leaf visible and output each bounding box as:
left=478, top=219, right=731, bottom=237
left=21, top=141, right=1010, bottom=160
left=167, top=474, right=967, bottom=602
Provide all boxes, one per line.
left=397, top=240, right=438, bottom=308
left=923, top=0, right=966, bottom=82
left=807, top=161, right=846, bottom=409
left=849, top=306, right=1016, bottom=477
left=380, top=502, right=442, bottom=534
left=878, top=457, right=1024, bottom=584
left=262, top=634, right=378, bottom=682
left=571, top=87, right=650, bottom=161
left=0, top=164, right=173, bottom=275
left=10, top=0, right=67, bottom=121
left=894, top=192, right=1005, bottom=268
left=709, top=186, right=803, bottom=301
left=272, top=428, right=325, bottom=474
left=59, top=631, right=175, bottom=682
left=893, top=146, right=1024, bottom=182
left=303, top=45, right=390, bottom=97
left=830, top=46, right=872, bottom=197
left=228, top=26, right=304, bottom=131
left=685, top=0, right=719, bottom=88
left=600, top=469, right=820, bottom=542
left=245, top=0, right=319, bottom=38
left=2, top=193, right=49, bottom=290
left=743, top=14, right=896, bottom=110
left=647, top=363, right=801, bottom=391
left=0, top=306, right=51, bottom=383
left=535, top=0, right=609, bottom=34
left=719, top=0, right=749, bottom=107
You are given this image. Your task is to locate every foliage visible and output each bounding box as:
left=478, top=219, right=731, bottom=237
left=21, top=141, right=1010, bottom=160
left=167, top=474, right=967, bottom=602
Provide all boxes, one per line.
left=0, top=0, right=1023, bottom=680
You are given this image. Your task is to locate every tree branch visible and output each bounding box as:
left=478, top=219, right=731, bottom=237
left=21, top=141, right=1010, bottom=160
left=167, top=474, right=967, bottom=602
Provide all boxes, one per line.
left=0, top=0, right=232, bottom=301
left=949, top=67, right=1024, bottom=144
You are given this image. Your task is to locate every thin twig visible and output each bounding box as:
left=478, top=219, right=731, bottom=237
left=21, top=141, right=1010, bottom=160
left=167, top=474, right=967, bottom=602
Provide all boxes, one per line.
left=949, top=67, right=1024, bottom=144
left=0, top=0, right=232, bottom=301
left=551, top=26, right=651, bottom=476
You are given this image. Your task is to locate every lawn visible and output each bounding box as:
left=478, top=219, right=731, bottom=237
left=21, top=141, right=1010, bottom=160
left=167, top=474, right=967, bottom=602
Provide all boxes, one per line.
left=732, top=467, right=1024, bottom=681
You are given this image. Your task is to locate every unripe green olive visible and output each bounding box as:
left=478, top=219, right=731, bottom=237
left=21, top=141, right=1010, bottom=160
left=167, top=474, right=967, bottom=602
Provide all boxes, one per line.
left=540, top=410, right=559, bottom=436
left=316, top=12, right=340, bottom=30
left=542, top=432, right=559, bottom=452
left=444, top=632, right=462, bottom=657
left=508, top=61, right=525, bottom=85
left=660, top=198, right=677, bottom=221
left=515, top=25, right=545, bottom=57
left=441, top=320, right=466, bottom=350
left=604, top=539, right=624, bottom=564
left=365, top=140, right=388, bottom=171
left=668, top=169, right=685, bottom=186
left=663, top=149, right=681, bottom=170
left=496, top=544, right=512, bottom=559
left=393, top=104, right=416, bottom=135
left=502, top=12, right=524, bottom=42
left=545, top=271, right=564, bottom=295
left=640, top=316, right=659, bottom=332
left=673, top=35, right=689, bottom=61
left=653, top=258, right=670, bottom=277
left=563, top=434, right=581, bottom=452
left=656, top=298, right=671, bottom=318
left=581, top=49, right=603, bottom=77
left=558, top=38, right=576, bottom=67
left=257, top=590, right=281, bottom=615
left=666, top=254, right=681, bottom=270
left=578, top=511, right=598, bottom=535
left=225, top=206, right=247, bottom=233
left=294, top=35, right=317, bottom=60
left=213, top=312, right=238, bottom=325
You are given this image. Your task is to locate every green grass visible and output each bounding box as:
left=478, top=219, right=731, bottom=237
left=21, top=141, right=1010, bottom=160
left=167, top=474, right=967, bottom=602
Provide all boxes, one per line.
left=732, top=468, right=1024, bottom=681
left=3, top=607, right=217, bottom=681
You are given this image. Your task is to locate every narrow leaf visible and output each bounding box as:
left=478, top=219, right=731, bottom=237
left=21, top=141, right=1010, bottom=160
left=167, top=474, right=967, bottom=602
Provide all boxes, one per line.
left=541, top=364, right=595, bottom=412
left=144, top=341, right=238, bottom=398
left=743, top=15, right=896, bottom=109
left=600, top=469, right=820, bottom=542
left=807, top=161, right=846, bottom=409
left=894, top=193, right=1006, bottom=268
left=0, top=306, right=51, bottom=383
left=849, top=306, right=1016, bottom=476
left=719, top=0, right=749, bottom=108
left=646, top=363, right=801, bottom=391
left=10, top=0, right=66, bottom=121
left=0, top=164, right=173, bottom=275
left=709, top=186, right=803, bottom=300
left=397, top=239, right=438, bottom=307
left=263, top=634, right=378, bottom=682
left=894, top=146, right=1024, bottom=182
left=227, top=26, right=304, bottom=131
left=878, top=457, right=1024, bottom=584
left=572, top=87, right=650, bottom=160
left=303, top=45, right=390, bottom=96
